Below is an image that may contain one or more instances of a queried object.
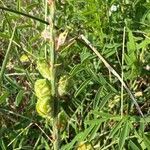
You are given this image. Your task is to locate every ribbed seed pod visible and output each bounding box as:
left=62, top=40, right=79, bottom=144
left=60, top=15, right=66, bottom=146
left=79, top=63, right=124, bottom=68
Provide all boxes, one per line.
left=34, top=79, right=52, bottom=118
left=37, top=60, right=51, bottom=80
left=34, top=79, right=51, bottom=99
left=58, top=75, right=69, bottom=96
left=36, top=98, right=52, bottom=119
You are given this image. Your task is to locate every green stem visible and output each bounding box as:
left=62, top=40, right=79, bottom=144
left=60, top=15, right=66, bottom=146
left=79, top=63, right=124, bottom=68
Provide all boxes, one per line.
left=0, top=25, right=16, bottom=87
left=44, top=0, right=48, bottom=59
left=48, top=1, right=59, bottom=149
left=121, top=27, right=126, bottom=118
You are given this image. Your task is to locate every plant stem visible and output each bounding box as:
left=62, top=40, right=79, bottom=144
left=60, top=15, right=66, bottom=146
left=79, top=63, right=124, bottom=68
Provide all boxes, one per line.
left=0, top=25, right=16, bottom=87
left=47, top=0, right=59, bottom=149
left=44, top=0, right=48, bottom=59
left=121, top=27, right=126, bottom=118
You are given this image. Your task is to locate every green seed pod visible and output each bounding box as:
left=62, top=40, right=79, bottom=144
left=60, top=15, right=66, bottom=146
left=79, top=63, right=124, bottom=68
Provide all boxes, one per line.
left=58, top=75, right=69, bottom=96
left=36, top=98, right=52, bottom=119
left=34, top=79, right=51, bottom=99
left=37, top=60, right=51, bottom=80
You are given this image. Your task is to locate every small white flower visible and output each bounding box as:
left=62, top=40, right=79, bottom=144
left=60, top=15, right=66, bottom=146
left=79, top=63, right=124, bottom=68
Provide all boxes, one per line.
left=144, top=65, right=150, bottom=71
left=109, top=4, right=119, bottom=16
left=110, top=5, right=118, bottom=12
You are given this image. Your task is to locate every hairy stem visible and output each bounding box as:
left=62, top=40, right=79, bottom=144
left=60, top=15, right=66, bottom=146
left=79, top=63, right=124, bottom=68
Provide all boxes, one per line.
left=48, top=0, right=59, bottom=149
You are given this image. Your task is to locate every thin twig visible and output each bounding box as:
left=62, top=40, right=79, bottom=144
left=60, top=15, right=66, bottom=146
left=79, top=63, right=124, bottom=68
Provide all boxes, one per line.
left=34, top=123, right=53, bottom=142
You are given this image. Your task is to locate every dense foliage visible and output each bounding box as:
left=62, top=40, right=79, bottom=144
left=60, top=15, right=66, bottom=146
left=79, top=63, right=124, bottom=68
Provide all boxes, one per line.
left=0, top=0, right=150, bottom=149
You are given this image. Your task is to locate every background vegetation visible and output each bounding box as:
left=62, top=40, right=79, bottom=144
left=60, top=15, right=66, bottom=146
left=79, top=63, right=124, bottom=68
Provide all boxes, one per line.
left=0, top=0, right=150, bottom=149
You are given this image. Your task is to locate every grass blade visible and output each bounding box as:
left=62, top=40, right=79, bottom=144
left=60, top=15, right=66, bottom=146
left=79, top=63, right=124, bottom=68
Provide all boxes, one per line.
left=14, top=90, right=24, bottom=107
left=0, top=25, right=16, bottom=86
left=99, top=93, right=114, bottom=110
left=0, top=91, right=9, bottom=104
left=119, top=120, right=130, bottom=150
left=74, top=78, right=92, bottom=98
left=143, top=135, right=150, bottom=149
left=128, top=140, right=141, bottom=150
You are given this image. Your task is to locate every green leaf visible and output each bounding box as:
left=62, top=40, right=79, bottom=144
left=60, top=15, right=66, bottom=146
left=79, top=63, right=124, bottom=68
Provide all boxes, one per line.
left=74, top=78, right=92, bottom=97
left=70, top=64, right=84, bottom=77
left=4, top=75, right=23, bottom=89
left=85, top=118, right=107, bottom=125
left=61, top=124, right=95, bottom=150
left=80, top=49, right=91, bottom=63
left=126, top=28, right=138, bottom=79
left=87, top=68, right=106, bottom=85
left=93, top=86, right=104, bottom=108
left=137, top=38, right=150, bottom=50
left=87, top=68, right=117, bottom=92
left=119, top=120, right=130, bottom=150
left=88, top=123, right=103, bottom=141
left=128, top=140, right=141, bottom=150
left=109, top=120, right=124, bottom=139
left=127, top=28, right=136, bottom=53
left=0, top=91, right=9, bottom=105
left=15, top=90, right=24, bottom=107
left=0, top=139, right=7, bottom=150
left=99, top=93, right=113, bottom=110
left=143, top=134, right=150, bottom=149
